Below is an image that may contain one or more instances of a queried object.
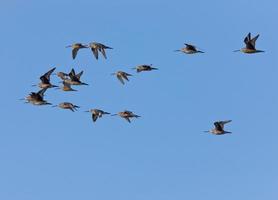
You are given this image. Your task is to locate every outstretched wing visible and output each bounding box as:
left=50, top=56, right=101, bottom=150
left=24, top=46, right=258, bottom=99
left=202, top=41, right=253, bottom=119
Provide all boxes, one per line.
left=124, top=117, right=131, bottom=123
left=72, top=47, right=79, bottom=59
left=244, top=32, right=251, bottom=45
left=92, top=113, right=98, bottom=122
left=76, top=71, right=83, bottom=80
left=248, top=34, right=259, bottom=50
left=116, top=74, right=125, bottom=84
left=100, top=48, right=107, bottom=59
left=37, top=88, right=47, bottom=98
left=185, top=43, right=197, bottom=51
left=91, top=47, right=99, bottom=59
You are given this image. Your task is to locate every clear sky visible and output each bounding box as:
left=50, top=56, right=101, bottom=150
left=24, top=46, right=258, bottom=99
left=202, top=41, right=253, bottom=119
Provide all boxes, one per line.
left=1, top=0, right=277, bottom=199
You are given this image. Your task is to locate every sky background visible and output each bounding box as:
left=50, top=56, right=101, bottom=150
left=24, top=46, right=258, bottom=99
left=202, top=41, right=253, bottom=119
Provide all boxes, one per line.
left=1, top=0, right=278, bottom=199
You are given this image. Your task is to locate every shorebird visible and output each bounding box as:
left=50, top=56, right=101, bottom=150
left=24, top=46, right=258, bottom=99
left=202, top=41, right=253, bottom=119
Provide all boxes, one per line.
left=132, top=64, right=158, bottom=73
left=85, top=109, right=110, bottom=122
left=111, top=110, right=140, bottom=123
left=56, top=81, right=77, bottom=91
left=56, top=71, right=69, bottom=81
left=24, top=88, right=51, bottom=105
left=34, top=67, right=58, bottom=89
left=88, top=42, right=113, bottom=60
left=234, top=33, right=264, bottom=53
left=53, top=102, right=80, bottom=112
left=111, top=71, right=132, bottom=84
left=175, top=43, right=204, bottom=54
left=204, top=120, right=232, bottom=135
left=66, top=43, right=88, bottom=59
left=64, top=68, right=88, bottom=85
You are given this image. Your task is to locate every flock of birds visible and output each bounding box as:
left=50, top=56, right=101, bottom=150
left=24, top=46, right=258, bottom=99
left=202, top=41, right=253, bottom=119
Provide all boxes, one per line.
left=22, top=32, right=264, bottom=134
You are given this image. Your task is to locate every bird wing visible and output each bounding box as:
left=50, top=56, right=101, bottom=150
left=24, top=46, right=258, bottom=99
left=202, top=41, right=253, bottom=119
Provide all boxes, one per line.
left=116, top=74, right=125, bottom=84
left=37, top=88, right=47, bottom=98
left=124, top=117, right=131, bottom=123
left=92, top=113, right=98, bottom=122
left=76, top=71, right=83, bottom=80
left=248, top=34, right=260, bottom=49
left=40, top=67, right=56, bottom=83
left=185, top=43, right=197, bottom=51
left=91, top=47, right=99, bottom=59
left=218, top=120, right=232, bottom=130
left=244, top=32, right=251, bottom=45
left=122, top=73, right=130, bottom=81
left=100, top=48, right=107, bottom=59
left=72, top=47, right=79, bottom=59
left=69, top=69, right=76, bottom=80
left=214, top=122, right=224, bottom=131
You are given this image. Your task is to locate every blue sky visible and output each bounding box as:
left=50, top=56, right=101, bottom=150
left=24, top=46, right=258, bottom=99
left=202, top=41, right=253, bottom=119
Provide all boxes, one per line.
left=1, top=0, right=278, bottom=199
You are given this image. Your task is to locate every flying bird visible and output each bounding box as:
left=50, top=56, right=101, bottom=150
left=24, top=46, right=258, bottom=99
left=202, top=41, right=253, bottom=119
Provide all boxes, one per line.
left=23, top=88, right=51, bottom=105
left=66, top=43, right=88, bottom=59
left=111, top=110, right=140, bottom=123
left=64, top=68, right=88, bottom=86
left=56, top=81, right=77, bottom=92
left=111, top=71, right=132, bottom=84
left=88, top=42, right=113, bottom=60
left=34, top=67, right=58, bottom=89
left=132, top=64, right=158, bottom=73
left=85, top=109, right=110, bottom=122
left=204, top=120, right=232, bottom=135
left=53, top=102, right=80, bottom=112
left=175, top=43, right=204, bottom=54
left=234, top=33, right=264, bottom=53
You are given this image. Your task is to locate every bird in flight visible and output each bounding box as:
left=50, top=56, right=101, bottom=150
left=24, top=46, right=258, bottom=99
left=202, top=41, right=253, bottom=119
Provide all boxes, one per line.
left=132, top=64, right=158, bottom=73
left=85, top=109, right=110, bottom=122
left=34, top=67, right=57, bottom=89
left=234, top=33, right=264, bottom=53
left=111, top=110, right=140, bottom=123
left=111, top=71, right=132, bottom=84
left=175, top=43, right=204, bottom=54
left=204, top=120, right=232, bottom=135
left=66, top=43, right=88, bottom=59
left=52, top=102, right=80, bottom=112
left=88, top=42, right=113, bottom=60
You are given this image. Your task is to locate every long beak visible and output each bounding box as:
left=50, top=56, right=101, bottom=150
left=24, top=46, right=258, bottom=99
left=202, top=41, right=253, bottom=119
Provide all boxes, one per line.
left=151, top=67, right=158, bottom=70
left=52, top=105, right=58, bottom=107
left=19, top=98, right=25, bottom=101
left=65, top=45, right=71, bottom=48
left=233, top=50, right=240, bottom=52
left=111, top=114, right=118, bottom=116
left=197, top=50, right=205, bottom=53
left=203, top=131, right=210, bottom=133
left=84, top=110, right=90, bottom=113
left=81, top=82, right=89, bottom=86
left=31, top=84, right=37, bottom=87
left=174, top=50, right=181, bottom=52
